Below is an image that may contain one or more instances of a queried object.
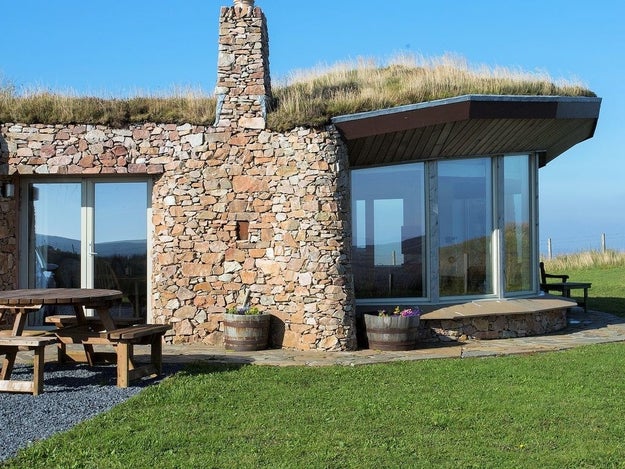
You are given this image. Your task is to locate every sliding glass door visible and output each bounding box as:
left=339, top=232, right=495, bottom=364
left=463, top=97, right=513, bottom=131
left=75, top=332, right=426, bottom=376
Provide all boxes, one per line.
left=22, top=180, right=149, bottom=324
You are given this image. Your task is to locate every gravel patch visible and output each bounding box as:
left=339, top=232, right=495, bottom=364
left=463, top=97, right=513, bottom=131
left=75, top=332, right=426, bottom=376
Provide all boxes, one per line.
left=0, top=362, right=181, bottom=462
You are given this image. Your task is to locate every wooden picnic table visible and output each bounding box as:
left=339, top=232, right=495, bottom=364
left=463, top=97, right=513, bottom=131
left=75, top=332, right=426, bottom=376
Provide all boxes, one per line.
left=0, top=288, right=170, bottom=390
left=0, top=288, right=122, bottom=394
left=0, top=288, right=123, bottom=332
left=0, top=288, right=170, bottom=391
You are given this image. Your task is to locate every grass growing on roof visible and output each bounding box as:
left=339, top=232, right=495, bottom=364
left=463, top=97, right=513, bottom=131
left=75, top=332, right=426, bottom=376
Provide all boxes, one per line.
left=5, top=343, right=625, bottom=468
left=0, top=86, right=217, bottom=128
left=269, top=54, right=595, bottom=131
left=0, top=54, right=595, bottom=131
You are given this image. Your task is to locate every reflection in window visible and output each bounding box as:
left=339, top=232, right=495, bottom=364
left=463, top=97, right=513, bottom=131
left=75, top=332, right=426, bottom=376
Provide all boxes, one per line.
left=95, top=182, right=148, bottom=318
left=438, top=159, right=493, bottom=296
left=25, top=181, right=149, bottom=323
left=504, top=155, right=532, bottom=292
left=29, top=183, right=82, bottom=289
left=373, top=199, right=403, bottom=266
left=351, top=163, right=425, bottom=298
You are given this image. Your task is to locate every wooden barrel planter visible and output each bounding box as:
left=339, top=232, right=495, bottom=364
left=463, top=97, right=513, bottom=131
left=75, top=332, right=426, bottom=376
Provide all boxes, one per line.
left=223, top=313, right=270, bottom=351
left=364, top=313, right=420, bottom=351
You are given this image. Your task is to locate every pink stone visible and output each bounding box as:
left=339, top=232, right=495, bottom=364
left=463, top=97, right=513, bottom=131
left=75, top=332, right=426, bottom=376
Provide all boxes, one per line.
left=132, top=129, right=150, bottom=139
left=128, top=163, right=147, bottom=173
left=112, top=145, right=128, bottom=156
left=40, top=145, right=56, bottom=158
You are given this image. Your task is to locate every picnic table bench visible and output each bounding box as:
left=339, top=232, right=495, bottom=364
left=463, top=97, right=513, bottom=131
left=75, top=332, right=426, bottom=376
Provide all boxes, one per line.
left=108, top=324, right=171, bottom=388
left=0, top=335, right=57, bottom=395
left=45, top=314, right=142, bottom=328
left=54, top=323, right=171, bottom=388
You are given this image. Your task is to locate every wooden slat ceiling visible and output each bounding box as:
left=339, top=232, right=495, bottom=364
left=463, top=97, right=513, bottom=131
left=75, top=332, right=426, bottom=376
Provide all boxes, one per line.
left=331, top=95, right=601, bottom=168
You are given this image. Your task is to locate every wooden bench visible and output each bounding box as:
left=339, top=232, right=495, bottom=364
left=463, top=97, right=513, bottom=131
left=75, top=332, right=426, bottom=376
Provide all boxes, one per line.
left=540, top=282, right=592, bottom=313
left=106, top=324, right=171, bottom=388
left=0, top=335, right=58, bottom=395
left=55, top=323, right=171, bottom=388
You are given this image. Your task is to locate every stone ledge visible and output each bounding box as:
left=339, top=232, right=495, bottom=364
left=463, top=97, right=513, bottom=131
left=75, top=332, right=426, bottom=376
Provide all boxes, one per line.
left=420, top=297, right=575, bottom=341
left=420, top=297, right=576, bottom=320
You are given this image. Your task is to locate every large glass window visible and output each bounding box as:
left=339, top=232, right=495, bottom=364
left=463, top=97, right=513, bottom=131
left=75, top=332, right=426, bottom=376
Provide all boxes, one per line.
left=351, top=163, right=426, bottom=299
left=503, top=155, right=532, bottom=292
left=351, top=154, right=536, bottom=303
left=438, top=159, right=493, bottom=296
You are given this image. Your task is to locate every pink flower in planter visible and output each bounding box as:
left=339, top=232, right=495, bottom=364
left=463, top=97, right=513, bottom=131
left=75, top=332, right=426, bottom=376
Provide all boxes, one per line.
left=378, top=306, right=421, bottom=317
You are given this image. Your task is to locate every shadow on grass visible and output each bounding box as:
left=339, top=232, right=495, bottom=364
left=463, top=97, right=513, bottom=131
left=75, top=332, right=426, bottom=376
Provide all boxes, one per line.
left=176, top=360, right=250, bottom=376
left=589, top=297, right=625, bottom=318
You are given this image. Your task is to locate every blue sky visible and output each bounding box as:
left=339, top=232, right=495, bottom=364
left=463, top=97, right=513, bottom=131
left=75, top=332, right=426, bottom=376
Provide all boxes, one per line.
left=3, top=0, right=624, bottom=255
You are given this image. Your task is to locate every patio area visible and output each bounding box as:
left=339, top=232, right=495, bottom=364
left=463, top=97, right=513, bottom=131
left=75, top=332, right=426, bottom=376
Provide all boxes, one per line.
left=10, top=307, right=625, bottom=370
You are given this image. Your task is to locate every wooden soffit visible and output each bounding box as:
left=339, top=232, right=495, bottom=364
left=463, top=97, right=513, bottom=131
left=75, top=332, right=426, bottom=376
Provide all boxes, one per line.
left=331, top=95, right=601, bottom=168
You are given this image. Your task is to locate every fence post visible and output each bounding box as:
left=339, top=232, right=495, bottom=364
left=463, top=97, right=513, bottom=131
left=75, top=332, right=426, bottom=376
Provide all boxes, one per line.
left=601, top=233, right=606, bottom=253
left=547, top=238, right=552, bottom=260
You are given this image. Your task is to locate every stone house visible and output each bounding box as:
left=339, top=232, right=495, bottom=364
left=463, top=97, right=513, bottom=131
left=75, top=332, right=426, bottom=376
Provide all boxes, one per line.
left=0, top=1, right=601, bottom=350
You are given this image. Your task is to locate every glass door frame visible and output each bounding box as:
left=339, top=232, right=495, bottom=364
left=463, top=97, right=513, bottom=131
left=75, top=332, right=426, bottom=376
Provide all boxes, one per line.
left=496, top=153, right=539, bottom=297
left=18, top=177, right=153, bottom=321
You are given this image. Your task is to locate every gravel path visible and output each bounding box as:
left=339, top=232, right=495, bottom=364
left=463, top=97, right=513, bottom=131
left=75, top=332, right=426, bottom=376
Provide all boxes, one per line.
left=0, top=362, right=181, bottom=462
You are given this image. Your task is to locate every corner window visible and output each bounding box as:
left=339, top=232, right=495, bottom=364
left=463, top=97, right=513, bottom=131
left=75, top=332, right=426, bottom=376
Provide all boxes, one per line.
left=350, top=154, right=536, bottom=303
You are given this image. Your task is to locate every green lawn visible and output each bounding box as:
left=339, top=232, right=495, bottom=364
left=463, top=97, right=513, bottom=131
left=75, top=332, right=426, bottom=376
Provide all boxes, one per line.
left=6, top=344, right=625, bottom=468
left=5, top=258, right=625, bottom=468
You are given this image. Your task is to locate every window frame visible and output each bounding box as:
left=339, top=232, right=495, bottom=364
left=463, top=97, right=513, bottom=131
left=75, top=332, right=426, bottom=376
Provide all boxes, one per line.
left=351, top=153, right=539, bottom=307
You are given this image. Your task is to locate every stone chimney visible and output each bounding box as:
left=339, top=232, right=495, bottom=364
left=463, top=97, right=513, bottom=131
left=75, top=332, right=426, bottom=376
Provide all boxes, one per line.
left=215, top=0, right=272, bottom=130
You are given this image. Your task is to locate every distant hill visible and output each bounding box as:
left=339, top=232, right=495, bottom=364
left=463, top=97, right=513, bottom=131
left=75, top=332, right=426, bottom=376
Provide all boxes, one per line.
left=97, top=239, right=146, bottom=257
left=36, top=234, right=80, bottom=254
left=37, top=234, right=146, bottom=257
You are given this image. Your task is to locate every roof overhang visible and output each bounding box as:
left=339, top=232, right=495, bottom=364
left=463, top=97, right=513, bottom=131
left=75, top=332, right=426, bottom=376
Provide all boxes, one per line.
left=331, top=94, right=601, bottom=167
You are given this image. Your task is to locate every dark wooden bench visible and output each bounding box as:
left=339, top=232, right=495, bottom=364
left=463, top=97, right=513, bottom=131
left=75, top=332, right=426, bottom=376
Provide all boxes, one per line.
left=0, top=335, right=58, bottom=395
left=539, top=261, right=569, bottom=287
left=106, top=324, right=171, bottom=388
left=540, top=282, right=592, bottom=313
left=539, top=262, right=592, bottom=313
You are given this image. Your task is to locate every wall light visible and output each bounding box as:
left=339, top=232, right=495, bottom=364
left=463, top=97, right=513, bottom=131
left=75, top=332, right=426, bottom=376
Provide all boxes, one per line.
left=2, top=182, right=15, bottom=198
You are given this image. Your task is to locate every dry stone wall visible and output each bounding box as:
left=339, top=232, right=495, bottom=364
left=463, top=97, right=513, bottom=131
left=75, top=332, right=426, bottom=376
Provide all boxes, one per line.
left=424, top=309, right=567, bottom=340
left=0, top=121, right=357, bottom=351
left=0, top=190, right=17, bottom=291
left=215, top=5, right=272, bottom=129
left=153, top=124, right=355, bottom=350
